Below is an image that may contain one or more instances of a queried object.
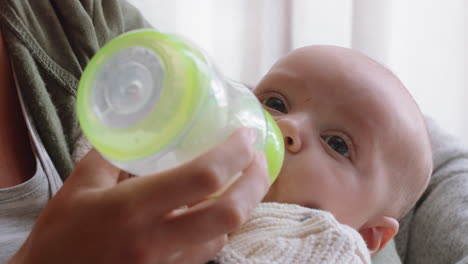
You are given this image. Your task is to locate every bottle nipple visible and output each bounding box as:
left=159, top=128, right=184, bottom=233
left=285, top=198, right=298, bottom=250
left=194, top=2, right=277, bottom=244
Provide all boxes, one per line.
left=92, top=46, right=164, bottom=129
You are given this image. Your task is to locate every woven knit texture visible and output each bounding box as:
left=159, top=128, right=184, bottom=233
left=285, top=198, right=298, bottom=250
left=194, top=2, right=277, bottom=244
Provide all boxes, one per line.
left=215, top=202, right=371, bottom=264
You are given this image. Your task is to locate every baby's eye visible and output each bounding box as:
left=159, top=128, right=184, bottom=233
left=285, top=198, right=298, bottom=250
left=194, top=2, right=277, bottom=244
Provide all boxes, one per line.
left=263, top=97, right=288, bottom=113
left=323, top=135, right=349, bottom=158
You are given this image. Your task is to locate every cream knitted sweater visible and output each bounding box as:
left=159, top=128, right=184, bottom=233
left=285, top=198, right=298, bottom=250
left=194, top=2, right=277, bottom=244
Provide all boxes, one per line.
left=214, top=203, right=371, bottom=264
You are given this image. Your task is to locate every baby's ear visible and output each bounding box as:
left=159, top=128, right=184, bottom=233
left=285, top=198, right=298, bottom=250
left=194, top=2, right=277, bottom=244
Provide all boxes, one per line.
left=358, top=216, right=399, bottom=256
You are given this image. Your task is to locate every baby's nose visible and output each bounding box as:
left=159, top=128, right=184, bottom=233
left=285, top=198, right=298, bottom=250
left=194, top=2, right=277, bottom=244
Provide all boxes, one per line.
left=285, top=134, right=301, bottom=153
left=277, top=115, right=308, bottom=154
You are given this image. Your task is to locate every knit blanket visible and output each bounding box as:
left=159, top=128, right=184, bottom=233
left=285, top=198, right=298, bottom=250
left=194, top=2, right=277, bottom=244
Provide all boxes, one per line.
left=214, top=202, right=371, bottom=264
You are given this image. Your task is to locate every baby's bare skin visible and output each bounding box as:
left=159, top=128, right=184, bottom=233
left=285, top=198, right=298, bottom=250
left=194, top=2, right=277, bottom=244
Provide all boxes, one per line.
left=0, top=30, right=35, bottom=189
left=257, top=46, right=432, bottom=254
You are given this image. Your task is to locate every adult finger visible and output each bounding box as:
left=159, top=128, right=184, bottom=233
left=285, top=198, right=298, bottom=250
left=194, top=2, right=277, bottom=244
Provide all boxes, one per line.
left=112, top=127, right=258, bottom=215
left=66, top=149, right=121, bottom=190
left=160, top=152, right=269, bottom=249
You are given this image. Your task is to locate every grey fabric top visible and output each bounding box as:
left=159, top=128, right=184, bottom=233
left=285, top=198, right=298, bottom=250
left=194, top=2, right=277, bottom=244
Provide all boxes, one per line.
left=0, top=157, right=49, bottom=263
left=395, top=116, right=468, bottom=263
left=0, top=77, right=63, bottom=262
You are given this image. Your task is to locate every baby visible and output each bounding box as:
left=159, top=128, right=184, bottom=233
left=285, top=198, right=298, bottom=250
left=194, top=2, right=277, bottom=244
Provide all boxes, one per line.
left=214, top=46, right=433, bottom=263
left=71, top=44, right=431, bottom=263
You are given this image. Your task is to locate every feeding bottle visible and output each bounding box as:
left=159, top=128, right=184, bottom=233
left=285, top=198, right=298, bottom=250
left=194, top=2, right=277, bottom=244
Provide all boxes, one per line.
left=76, top=29, right=284, bottom=184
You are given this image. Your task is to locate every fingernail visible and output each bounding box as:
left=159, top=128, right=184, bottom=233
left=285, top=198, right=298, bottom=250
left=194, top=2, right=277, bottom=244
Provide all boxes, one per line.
left=257, top=153, right=270, bottom=186
left=257, top=152, right=268, bottom=171
left=246, top=128, right=258, bottom=145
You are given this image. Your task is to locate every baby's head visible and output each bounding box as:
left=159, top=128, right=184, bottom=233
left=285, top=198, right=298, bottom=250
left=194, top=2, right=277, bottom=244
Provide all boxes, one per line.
left=255, top=46, right=432, bottom=254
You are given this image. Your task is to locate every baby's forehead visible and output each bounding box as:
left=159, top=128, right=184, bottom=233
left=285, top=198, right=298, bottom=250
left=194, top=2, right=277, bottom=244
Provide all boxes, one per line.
left=278, top=47, right=394, bottom=84
left=265, top=54, right=400, bottom=118
left=262, top=46, right=420, bottom=132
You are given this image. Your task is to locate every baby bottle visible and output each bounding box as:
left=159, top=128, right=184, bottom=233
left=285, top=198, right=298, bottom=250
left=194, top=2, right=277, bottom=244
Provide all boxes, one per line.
left=76, top=29, right=284, bottom=184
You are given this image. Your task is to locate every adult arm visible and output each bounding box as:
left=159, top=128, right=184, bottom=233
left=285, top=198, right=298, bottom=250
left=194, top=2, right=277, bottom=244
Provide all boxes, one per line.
left=8, top=128, right=269, bottom=264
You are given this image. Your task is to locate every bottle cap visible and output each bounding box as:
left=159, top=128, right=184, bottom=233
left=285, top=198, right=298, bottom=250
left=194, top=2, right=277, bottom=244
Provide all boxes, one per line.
left=77, top=30, right=209, bottom=162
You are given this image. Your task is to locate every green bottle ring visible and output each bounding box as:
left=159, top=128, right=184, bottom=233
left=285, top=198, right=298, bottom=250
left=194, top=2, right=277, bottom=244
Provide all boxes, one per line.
left=77, top=30, right=209, bottom=162
left=264, top=110, right=284, bottom=184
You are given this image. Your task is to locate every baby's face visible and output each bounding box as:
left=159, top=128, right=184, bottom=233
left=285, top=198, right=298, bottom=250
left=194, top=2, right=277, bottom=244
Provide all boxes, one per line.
left=256, top=46, right=430, bottom=230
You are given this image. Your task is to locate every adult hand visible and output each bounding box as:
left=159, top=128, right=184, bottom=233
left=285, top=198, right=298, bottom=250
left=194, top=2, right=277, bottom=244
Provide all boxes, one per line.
left=9, top=127, right=269, bottom=264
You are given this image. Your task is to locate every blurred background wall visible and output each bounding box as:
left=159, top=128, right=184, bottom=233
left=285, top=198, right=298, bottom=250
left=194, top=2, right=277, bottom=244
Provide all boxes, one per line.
left=128, top=0, right=468, bottom=146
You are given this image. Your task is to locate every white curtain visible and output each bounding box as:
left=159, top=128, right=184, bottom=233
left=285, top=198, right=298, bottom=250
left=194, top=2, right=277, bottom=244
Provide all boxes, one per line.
left=353, top=0, right=468, bottom=147
left=128, top=0, right=468, bottom=145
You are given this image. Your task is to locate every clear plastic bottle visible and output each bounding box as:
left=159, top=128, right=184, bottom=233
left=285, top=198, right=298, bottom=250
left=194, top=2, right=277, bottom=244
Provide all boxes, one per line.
left=77, top=29, right=284, bottom=184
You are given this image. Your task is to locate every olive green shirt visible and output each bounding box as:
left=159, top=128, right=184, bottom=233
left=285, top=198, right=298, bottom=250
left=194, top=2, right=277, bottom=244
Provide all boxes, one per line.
left=0, top=0, right=149, bottom=180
